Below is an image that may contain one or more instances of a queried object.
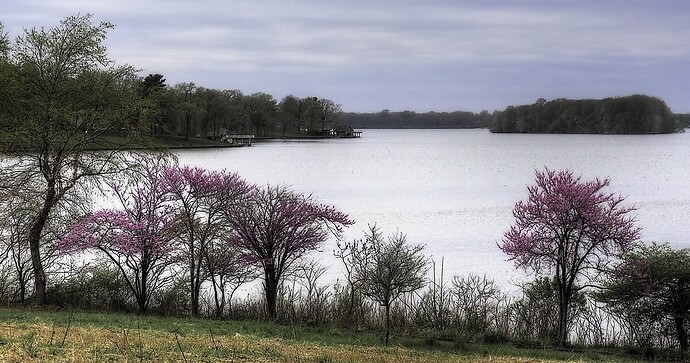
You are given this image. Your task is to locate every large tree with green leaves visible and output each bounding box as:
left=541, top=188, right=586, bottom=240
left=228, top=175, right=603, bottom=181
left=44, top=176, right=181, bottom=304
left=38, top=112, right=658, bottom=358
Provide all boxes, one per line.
left=277, top=95, right=303, bottom=137
left=243, top=92, right=277, bottom=137
left=600, top=243, right=690, bottom=353
left=139, top=73, right=168, bottom=135
left=0, top=14, right=154, bottom=304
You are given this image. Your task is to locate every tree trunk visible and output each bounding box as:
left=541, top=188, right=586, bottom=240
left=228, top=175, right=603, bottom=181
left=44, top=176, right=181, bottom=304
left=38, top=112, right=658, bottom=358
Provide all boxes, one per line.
left=384, top=303, right=391, bottom=346
left=557, top=293, right=570, bottom=347
left=675, top=317, right=688, bottom=353
left=28, top=187, right=56, bottom=305
left=264, top=266, right=279, bottom=320
left=138, top=261, right=148, bottom=314
left=185, top=114, right=192, bottom=140
left=19, top=277, right=26, bottom=302
left=211, top=276, right=223, bottom=318
left=190, top=254, right=200, bottom=317
left=137, top=294, right=147, bottom=314
left=348, top=284, right=356, bottom=319
left=191, top=277, right=199, bottom=316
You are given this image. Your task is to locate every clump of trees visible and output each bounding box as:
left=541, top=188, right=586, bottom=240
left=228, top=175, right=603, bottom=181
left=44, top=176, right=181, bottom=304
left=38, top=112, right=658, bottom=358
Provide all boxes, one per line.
left=155, top=85, right=343, bottom=139
left=59, top=157, right=351, bottom=318
left=341, top=110, right=492, bottom=129
left=491, top=95, right=679, bottom=134
left=600, top=243, right=690, bottom=353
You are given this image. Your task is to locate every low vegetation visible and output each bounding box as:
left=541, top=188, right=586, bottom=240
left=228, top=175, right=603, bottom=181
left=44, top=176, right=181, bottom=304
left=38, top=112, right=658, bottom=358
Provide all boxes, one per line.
left=0, top=307, right=640, bottom=362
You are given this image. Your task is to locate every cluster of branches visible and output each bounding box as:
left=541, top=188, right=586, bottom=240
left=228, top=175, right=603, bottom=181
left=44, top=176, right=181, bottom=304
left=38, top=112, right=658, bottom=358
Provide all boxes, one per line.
left=340, top=110, right=493, bottom=129
left=57, top=156, right=352, bottom=318
left=491, top=95, right=679, bottom=134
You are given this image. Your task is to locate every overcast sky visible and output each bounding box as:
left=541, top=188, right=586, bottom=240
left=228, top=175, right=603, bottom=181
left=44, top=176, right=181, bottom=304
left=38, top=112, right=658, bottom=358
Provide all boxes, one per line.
left=3, top=1, right=689, bottom=113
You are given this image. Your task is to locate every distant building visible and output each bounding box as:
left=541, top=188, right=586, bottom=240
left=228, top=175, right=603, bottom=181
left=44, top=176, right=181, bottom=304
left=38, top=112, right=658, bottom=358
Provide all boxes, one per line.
left=206, top=128, right=253, bottom=146
left=332, top=125, right=362, bottom=138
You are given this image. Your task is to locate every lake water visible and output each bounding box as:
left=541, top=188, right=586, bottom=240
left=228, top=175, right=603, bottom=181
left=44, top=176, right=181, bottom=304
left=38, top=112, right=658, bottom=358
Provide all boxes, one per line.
left=176, top=129, right=690, bottom=288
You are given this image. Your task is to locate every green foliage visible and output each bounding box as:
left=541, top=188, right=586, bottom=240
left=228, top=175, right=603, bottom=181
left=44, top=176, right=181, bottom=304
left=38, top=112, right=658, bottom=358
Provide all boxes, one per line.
left=0, top=14, right=163, bottom=305
left=491, top=95, right=678, bottom=134
left=600, top=242, right=690, bottom=352
left=676, top=113, right=690, bottom=128
left=49, top=265, right=131, bottom=311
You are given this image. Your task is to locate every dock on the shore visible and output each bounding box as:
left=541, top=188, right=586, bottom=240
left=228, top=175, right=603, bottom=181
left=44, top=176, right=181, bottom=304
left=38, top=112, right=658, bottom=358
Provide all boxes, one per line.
left=224, top=134, right=254, bottom=146
left=333, top=125, right=362, bottom=138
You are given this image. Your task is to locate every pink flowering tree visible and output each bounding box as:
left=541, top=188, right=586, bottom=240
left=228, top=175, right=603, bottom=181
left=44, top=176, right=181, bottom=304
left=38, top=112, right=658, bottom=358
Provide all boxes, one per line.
left=223, top=184, right=354, bottom=320
left=499, top=169, right=641, bottom=347
left=164, top=166, right=251, bottom=316
left=59, top=157, right=177, bottom=314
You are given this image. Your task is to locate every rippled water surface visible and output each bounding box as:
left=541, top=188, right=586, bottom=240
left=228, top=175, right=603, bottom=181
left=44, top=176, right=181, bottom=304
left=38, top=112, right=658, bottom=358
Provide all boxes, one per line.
left=176, top=129, right=690, bottom=287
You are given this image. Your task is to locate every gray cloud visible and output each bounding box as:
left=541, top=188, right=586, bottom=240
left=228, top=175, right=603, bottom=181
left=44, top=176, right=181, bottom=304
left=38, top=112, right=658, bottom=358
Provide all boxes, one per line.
left=2, top=0, right=689, bottom=112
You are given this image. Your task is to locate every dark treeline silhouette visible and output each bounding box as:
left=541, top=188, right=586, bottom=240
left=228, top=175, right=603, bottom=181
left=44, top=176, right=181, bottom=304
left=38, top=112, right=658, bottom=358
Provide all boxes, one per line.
left=147, top=81, right=343, bottom=139
left=340, top=110, right=493, bottom=129
left=676, top=113, right=690, bottom=128
left=491, top=95, right=679, bottom=134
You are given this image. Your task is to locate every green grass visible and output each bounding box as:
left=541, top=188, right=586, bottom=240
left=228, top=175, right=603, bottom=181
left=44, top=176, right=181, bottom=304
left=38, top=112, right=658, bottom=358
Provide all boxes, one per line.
left=0, top=307, right=646, bottom=362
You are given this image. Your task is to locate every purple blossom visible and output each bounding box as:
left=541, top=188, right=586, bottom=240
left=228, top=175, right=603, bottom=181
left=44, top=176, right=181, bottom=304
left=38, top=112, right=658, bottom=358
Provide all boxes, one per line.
left=223, top=184, right=353, bottom=319
left=499, top=168, right=641, bottom=346
left=59, top=156, right=178, bottom=313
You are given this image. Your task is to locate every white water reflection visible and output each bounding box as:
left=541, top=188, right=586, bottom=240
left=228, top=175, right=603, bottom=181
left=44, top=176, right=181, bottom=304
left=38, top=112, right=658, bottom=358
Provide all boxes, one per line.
left=176, top=129, right=690, bottom=288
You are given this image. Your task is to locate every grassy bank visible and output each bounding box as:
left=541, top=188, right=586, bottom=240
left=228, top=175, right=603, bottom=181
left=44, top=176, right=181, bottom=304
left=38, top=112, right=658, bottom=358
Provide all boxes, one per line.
left=0, top=307, right=637, bottom=362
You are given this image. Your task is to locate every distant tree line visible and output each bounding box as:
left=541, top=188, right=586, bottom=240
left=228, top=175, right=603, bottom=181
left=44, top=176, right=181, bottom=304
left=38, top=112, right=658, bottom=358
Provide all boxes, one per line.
left=491, top=95, right=680, bottom=134
left=340, top=110, right=493, bottom=129
left=144, top=78, right=343, bottom=138
left=676, top=113, right=690, bottom=129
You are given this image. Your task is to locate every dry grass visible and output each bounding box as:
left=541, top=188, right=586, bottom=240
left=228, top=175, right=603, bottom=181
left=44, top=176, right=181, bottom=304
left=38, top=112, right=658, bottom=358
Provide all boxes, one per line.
left=0, top=320, right=570, bottom=363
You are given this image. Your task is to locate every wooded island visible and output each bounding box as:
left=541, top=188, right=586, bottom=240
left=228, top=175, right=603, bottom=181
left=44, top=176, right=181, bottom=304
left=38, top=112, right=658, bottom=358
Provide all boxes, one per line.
left=490, top=95, right=681, bottom=134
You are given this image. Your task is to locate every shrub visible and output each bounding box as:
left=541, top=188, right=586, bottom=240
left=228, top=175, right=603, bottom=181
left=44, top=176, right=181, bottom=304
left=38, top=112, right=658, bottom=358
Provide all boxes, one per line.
left=49, top=265, right=131, bottom=311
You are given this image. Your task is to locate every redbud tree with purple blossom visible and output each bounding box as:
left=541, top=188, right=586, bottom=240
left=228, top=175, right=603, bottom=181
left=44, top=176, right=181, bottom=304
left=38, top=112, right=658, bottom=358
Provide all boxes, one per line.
left=164, top=165, right=251, bottom=317
left=223, top=184, right=353, bottom=320
left=499, top=169, right=641, bottom=347
left=59, top=157, right=177, bottom=314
